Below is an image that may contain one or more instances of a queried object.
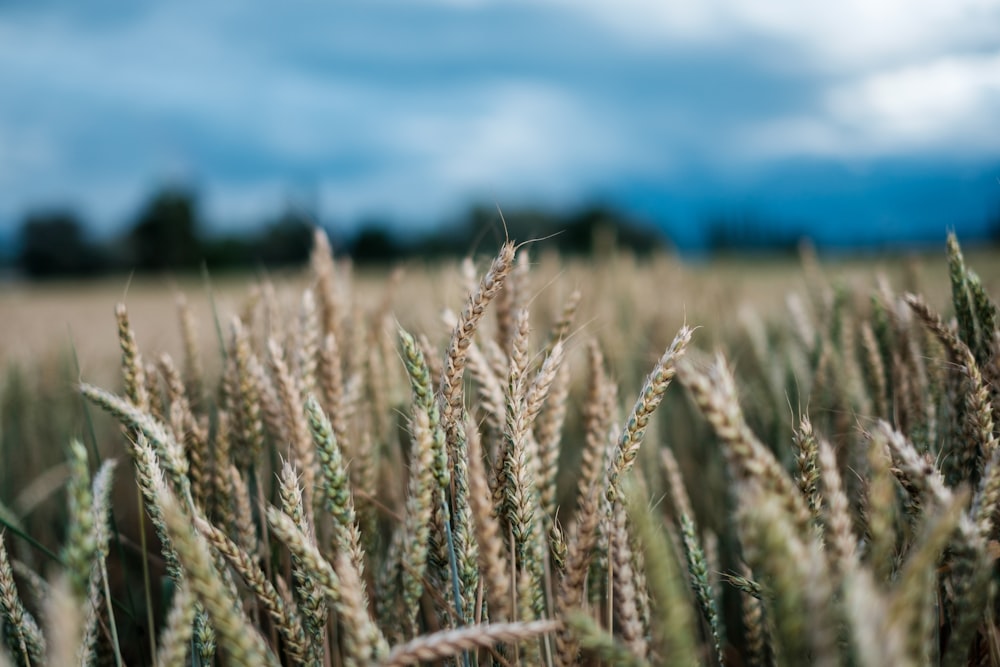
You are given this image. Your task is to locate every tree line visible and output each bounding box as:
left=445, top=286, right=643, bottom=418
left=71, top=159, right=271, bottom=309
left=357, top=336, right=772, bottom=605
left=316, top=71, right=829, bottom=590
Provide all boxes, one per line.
left=18, top=185, right=997, bottom=278
left=13, top=186, right=671, bottom=279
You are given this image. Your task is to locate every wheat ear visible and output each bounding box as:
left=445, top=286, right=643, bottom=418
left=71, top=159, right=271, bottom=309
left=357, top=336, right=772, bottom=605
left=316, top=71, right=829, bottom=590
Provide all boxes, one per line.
left=155, top=581, right=197, bottom=667
left=195, top=516, right=311, bottom=665
left=0, top=533, right=45, bottom=664
left=382, top=619, right=560, bottom=667
left=606, top=325, right=693, bottom=504
left=158, top=465, right=276, bottom=666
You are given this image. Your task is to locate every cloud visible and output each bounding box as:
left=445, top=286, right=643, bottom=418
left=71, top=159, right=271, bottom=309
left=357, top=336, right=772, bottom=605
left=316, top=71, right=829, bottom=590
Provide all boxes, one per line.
left=301, top=80, right=643, bottom=226
left=537, top=0, right=1000, bottom=70
left=743, top=51, right=1000, bottom=160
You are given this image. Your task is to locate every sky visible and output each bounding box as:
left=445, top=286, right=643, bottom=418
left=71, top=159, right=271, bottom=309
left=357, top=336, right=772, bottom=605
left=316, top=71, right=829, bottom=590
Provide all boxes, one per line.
left=1, top=0, right=999, bottom=251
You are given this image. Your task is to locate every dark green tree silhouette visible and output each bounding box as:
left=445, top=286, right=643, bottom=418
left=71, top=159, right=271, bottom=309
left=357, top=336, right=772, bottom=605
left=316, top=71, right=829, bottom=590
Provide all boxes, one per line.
left=18, top=210, right=103, bottom=277
left=351, top=222, right=402, bottom=264
left=255, top=209, right=314, bottom=265
left=128, top=187, right=201, bottom=270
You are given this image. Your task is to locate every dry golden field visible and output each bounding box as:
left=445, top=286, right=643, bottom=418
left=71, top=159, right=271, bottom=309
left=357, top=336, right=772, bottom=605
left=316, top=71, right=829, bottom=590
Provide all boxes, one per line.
left=4, top=246, right=992, bottom=377
left=0, top=235, right=999, bottom=666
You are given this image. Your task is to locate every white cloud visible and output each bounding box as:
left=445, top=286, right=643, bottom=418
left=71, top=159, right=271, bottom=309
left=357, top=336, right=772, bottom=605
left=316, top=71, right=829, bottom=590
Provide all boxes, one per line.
left=540, top=0, right=1000, bottom=71
left=724, top=0, right=999, bottom=70
left=828, top=53, right=1000, bottom=142
left=390, top=83, right=630, bottom=187
left=743, top=51, right=1000, bottom=159
left=307, top=81, right=644, bottom=224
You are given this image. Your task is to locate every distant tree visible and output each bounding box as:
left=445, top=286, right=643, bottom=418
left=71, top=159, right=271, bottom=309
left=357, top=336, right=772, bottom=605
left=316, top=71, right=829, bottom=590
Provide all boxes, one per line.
left=200, top=236, right=255, bottom=271
left=128, top=187, right=201, bottom=270
left=505, top=203, right=665, bottom=257
left=565, top=205, right=645, bottom=256
left=254, top=210, right=314, bottom=265
left=17, top=210, right=103, bottom=277
left=492, top=207, right=558, bottom=244
left=351, top=223, right=401, bottom=264
left=402, top=202, right=669, bottom=261
left=464, top=206, right=518, bottom=252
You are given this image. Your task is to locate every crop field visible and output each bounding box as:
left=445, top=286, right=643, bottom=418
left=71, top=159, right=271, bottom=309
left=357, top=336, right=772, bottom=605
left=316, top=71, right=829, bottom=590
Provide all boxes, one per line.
left=0, top=232, right=999, bottom=666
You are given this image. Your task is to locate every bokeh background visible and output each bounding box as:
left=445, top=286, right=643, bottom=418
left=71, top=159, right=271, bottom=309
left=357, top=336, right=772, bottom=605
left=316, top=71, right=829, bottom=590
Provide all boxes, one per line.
left=2, top=1, right=1000, bottom=276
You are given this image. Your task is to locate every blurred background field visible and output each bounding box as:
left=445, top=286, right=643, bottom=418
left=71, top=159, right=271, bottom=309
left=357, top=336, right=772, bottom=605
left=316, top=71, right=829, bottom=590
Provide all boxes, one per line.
left=5, top=242, right=999, bottom=369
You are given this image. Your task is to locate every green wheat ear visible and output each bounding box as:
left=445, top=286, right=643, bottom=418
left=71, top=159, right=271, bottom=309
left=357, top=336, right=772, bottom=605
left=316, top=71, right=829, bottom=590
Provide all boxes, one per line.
left=947, top=233, right=981, bottom=355
left=61, top=440, right=96, bottom=599
left=0, top=533, right=46, bottom=665
left=622, top=480, right=698, bottom=665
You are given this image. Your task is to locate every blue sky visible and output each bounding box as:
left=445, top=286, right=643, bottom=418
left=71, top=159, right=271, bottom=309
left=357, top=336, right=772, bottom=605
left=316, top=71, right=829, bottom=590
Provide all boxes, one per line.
left=1, top=1, right=999, bottom=250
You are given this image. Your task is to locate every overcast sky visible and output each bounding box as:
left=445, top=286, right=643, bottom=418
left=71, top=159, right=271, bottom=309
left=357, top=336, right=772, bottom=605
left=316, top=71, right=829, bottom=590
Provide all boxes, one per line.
left=1, top=1, right=999, bottom=248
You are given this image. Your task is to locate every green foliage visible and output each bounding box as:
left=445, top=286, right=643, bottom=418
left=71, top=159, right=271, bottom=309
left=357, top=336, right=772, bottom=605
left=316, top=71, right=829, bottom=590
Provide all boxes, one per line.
left=13, top=190, right=668, bottom=278
left=128, top=188, right=201, bottom=271
left=17, top=211, right=106, bottom=278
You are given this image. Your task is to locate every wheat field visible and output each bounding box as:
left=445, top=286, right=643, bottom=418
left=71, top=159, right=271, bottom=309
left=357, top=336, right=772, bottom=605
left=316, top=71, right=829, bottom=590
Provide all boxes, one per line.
left=1, top=231, right=999, bottom=666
